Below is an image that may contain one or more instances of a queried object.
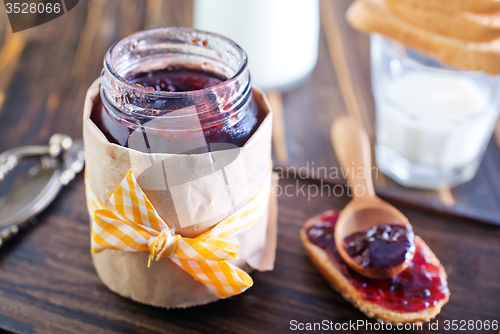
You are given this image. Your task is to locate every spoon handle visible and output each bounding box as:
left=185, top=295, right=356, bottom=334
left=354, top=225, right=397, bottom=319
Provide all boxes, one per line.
left=331, top=115, right=375, bottom=199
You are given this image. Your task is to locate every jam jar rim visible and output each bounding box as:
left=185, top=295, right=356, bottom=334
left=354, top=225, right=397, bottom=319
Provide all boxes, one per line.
left=103, top=27, right=249, bottom=99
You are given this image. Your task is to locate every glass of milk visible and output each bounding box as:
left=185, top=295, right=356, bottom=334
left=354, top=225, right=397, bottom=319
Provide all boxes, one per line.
left=372, top=34, right=500, bottom=189
left=193, top=0, right=319, bottom=91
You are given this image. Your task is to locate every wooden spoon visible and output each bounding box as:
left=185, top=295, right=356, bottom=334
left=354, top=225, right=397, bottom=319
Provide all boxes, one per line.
left=331, top=115, right=415, bottom=279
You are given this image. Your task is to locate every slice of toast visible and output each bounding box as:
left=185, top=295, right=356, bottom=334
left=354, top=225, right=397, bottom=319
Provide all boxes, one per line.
left=300, top=212, right=450, bottom=323
left=347, top=0, right=500, bottom=74
left=386, top=0, right=500, bottom=42
left=389, top=0, right=500, bottom=13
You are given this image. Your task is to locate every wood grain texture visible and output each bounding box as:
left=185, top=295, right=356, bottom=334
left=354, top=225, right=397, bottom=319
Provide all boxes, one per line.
left=0, top=0, right=498, bottom=333
left=2, top=0, right=482, bottom=224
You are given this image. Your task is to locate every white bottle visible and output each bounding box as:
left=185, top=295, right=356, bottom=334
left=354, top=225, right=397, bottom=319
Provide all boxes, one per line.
left=193, top=0, right=319, bottom=91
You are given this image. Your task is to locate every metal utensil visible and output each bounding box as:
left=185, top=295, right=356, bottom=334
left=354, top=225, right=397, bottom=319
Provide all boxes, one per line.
left=0, top=134, right=84, bottom=245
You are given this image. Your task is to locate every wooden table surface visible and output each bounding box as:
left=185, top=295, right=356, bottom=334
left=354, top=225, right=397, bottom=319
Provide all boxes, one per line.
left=0, top=1, right=498, bottom=333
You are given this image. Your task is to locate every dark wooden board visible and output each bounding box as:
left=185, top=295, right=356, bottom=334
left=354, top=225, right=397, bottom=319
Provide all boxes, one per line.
left=0, top=175, right=498, bottom=334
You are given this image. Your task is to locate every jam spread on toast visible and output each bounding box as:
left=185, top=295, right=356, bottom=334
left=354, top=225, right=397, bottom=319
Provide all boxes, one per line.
left=306, top=210, right=448, bottom=312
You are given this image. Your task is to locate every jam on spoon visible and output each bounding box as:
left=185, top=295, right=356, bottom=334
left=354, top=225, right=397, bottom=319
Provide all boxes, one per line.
left=343, top=224, right=415, bottom=270
left=306, top=211, right=448, bottom=312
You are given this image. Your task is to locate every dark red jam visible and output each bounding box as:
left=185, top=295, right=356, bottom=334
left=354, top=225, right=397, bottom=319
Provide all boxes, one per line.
left=306, top=211, right=448, bottom=312
left=343, top=224, right=415, bottom=270
left=91, top=68, right=262, bottom=149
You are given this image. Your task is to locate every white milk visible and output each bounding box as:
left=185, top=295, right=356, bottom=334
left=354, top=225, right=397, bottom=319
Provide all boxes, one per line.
left=377, top=72, right=497, bottom=171
left=193, top=0, right=319, bottom=91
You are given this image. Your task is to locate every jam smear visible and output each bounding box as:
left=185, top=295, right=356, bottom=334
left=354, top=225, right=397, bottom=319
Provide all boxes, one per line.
left=306, top=211, right=448, bottom=312
left=343, top=224, right=415, bottom=270
left=91, top=67, right=263, bottom=148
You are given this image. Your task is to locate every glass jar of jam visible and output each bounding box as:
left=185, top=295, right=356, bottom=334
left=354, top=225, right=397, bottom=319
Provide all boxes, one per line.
left=91, top=27, right=263, bottom=154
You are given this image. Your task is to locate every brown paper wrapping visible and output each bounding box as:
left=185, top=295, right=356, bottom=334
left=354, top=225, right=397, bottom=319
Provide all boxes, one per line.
left=83, top=79, right=277, bottom=308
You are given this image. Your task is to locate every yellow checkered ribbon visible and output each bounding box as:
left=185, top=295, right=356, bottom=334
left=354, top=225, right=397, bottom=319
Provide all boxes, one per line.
left=85, top=169, right=271, bottom=298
